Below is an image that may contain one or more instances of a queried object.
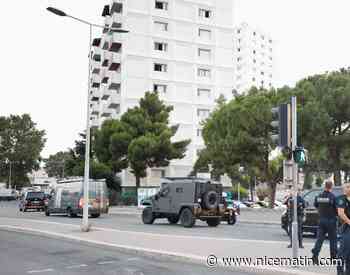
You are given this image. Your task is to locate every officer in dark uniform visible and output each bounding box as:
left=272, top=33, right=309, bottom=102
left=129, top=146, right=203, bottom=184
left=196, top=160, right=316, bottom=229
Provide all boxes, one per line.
left=285, top=190, right=306, bottom=248
left=311, top=181, right=337, bottom=264
left=337, top=183, right=350, bottom=275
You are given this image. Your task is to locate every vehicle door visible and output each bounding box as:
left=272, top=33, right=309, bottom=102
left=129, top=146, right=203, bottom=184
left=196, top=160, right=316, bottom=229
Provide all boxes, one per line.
left=154, top=182, right=172, bottom=213
left=303, top=190, right=322, bottom=227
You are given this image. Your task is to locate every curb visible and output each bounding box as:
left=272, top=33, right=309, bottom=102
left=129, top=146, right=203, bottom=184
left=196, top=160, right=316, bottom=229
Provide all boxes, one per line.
left=0, top=224, right=322, bottom=275
left=109, top=211, right=281, bottom=225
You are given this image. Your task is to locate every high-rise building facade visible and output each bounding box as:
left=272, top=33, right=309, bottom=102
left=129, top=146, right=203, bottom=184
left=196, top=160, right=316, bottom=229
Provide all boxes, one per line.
left=90, top=0, right=236, bottom=189
left=233, top=22, right=274, bottom=94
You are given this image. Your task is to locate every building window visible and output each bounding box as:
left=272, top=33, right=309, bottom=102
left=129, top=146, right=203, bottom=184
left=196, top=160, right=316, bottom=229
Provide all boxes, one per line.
left=199, top=8, right=212, bottom=19
left=154, top=84, right=167, bottom=93
left=197, top=88, right=211, bottom=97
left=252, top=77, right=256, bottom=82
left=154, top=21, right=168, bottom=32
left=154, top=42, right=168, bottom=52
left=197, top=109, right=210, bottom=119
left=199, top=29, right=211, bottom=39
left=155, top=1, right=168, bottom=10
left=253, top=31, right=256, bottom=36
left=154, top=63, right=167, bottom=72
left=237, top=48, right=241, bottom=52
left=261, top=35, right=265, bottom=40
left=197, top=68, right=211, bottom=78
left=198, top=48, right=211, bottom=59
left=253, top=59, right=256, bottom=63
left=261, top=71, right=264, bottom=75
left=237, top=29, right=241, bottom=34
left=253, top=50, right=256, bottom=54
left=269, top=39, right=272, bottom=43
left=197, top=129, right=203, bottom=137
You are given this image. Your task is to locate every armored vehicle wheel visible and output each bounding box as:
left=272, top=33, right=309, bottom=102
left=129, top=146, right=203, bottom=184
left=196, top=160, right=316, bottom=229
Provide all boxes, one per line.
left=180, top=208, right=196, bottom=228
left=142, top=207, right=155, bottom=224
left=167, top=215, right=179, bottom=224
left=203, top=191, right=219, bottom=210
left=207, top=218, right=221, bottom=227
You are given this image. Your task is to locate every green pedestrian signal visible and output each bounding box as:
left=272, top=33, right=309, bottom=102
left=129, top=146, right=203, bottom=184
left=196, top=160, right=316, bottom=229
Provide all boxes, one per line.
left=293, top=147, right=307, bottom=166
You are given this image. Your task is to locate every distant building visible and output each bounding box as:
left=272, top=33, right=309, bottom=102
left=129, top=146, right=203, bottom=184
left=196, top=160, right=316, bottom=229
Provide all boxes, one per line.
left=89, top=0, right=236, bottom=191
left=233, top=22, right=274, bottom=94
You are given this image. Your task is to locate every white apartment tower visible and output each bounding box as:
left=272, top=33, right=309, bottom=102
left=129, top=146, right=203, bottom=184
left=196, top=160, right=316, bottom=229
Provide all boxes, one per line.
left=233, top=22, right=274, bottom=94
left=90, top=0, right=236, bottom=189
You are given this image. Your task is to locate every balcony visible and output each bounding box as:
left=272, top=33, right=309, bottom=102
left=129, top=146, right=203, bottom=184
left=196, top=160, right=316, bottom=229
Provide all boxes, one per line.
left=101, top=87, right=112, bottom=100
left=90, top=89, right=100, bottom=102
left=101, top=104, right=113, bottom=117
left=108, top=73, right=121, bottom=88
left=91, top=117, right=100, bottom=129
left=91, top=74, right=101, bottom=88
left=91, top=103, right=99, bottom=115
left=108, top=92, right=121, bottom=108
left=110, top=42, right=122, bottom=53
left=110, top=52, right=121, bottom=63
left=108, top=81, right=121, bottom=92
left=110, top=1, right=123, bottom=14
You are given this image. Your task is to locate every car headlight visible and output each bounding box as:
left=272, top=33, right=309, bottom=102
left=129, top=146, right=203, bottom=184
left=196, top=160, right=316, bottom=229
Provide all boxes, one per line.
left=198, top=198, right=202, bottom=203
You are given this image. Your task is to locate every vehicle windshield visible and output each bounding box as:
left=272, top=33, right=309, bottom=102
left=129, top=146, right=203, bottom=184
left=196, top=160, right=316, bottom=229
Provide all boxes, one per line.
left=26, top=192, right=45, bottom=200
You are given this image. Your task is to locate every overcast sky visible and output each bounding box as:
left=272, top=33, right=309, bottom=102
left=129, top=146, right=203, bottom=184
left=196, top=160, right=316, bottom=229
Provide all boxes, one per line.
left=0, top=0, right=349, bottom=158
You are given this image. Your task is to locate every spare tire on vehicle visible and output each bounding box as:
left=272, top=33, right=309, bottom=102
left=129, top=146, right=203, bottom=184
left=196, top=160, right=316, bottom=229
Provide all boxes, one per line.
left=202, top=190, right=219, bottom=210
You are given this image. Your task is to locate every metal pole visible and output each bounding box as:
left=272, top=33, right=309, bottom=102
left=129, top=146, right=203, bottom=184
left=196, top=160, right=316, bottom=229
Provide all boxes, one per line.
left=9, top=161, right=12, bottom=190
left=238, top=182, right=241, bottom=202
left=291, top=96, right=298, bottom=258
left=82, top=24, right=92, bottom=232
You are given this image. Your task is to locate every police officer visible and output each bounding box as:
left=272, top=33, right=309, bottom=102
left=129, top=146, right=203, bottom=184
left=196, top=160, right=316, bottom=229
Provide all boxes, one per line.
left=285, top=190, right=306, bottom=248
left=337, top=182, right=350, bottom=275
left=311, top=181, right=337, bottom=264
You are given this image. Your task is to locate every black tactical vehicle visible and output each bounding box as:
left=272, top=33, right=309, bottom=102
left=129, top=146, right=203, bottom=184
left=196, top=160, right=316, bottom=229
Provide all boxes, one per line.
left=281, top=186, right=343, bottom=236
left=142, top=177, right=225, bottom=228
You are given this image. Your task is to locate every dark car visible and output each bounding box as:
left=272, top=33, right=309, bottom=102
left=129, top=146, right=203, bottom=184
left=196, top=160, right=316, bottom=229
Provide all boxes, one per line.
left=19, top=191, right=46, bottom=212
left=281, top=187, right=343, bottom=236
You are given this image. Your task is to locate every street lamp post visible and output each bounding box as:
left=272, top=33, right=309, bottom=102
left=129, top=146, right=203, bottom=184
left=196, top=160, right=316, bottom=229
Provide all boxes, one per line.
left=47, top=6, right=128, bottom=232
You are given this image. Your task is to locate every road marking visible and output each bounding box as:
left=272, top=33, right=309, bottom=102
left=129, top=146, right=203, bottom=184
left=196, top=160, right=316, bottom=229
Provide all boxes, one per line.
left=27, top=269, right=54, bottom=274
left=66, top=264, right=87, bottom=269
left=97, top=260, right=116, bottom=265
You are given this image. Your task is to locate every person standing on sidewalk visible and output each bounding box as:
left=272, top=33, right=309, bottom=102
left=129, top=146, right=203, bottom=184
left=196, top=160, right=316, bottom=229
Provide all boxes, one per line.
left=337, top=183, right=350, bottom=275
left=285, top=190, right=306, bottom=248
left=311, top=181, right=337, bottom=264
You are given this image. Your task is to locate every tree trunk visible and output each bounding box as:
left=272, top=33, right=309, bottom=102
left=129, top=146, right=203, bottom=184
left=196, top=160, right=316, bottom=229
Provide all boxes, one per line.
left=334, top=170, right=342, bottom=186
left=269, top=182, right=277, bottom=209
left=135, top=176, right=140, bottom=189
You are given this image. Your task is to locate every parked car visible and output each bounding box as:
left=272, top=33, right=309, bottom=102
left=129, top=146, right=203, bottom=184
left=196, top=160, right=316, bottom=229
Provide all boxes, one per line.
left=281, top=186, right=343, bottom=236
left=0, top=188, right=17, bottom=201
left=142, top=177, right=225, bottom=228
left=19, top=191, right=46, bottom=212
left=45, top=179, right=109, bottom=218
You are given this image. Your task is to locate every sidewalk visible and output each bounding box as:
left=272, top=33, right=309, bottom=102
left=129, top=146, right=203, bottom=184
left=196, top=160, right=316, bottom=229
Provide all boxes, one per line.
left=109, top=206, right=283, bottom=225
left=0, top=217, right=335, bottom=275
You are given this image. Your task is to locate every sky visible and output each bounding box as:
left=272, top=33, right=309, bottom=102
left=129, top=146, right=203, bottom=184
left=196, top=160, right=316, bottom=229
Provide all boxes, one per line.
left=0, top=0, right=349, bottom=158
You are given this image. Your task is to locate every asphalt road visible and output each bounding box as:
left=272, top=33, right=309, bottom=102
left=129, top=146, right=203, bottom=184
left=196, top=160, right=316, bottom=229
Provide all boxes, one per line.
left=0, top=201, right=315, bottom=244
left=0, top=230, right=273, bottom=275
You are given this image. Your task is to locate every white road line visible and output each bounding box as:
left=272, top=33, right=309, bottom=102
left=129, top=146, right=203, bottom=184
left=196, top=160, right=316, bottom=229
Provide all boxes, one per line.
left=27, top=268, right=54, bottom=274
left=66, top=264, right=88, bottom=269
left=97, top=261, right=116, bottom=265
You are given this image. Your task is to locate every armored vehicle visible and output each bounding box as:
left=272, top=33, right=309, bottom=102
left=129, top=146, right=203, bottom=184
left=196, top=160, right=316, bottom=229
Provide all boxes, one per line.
left=142, top=177, right=225, bottom=228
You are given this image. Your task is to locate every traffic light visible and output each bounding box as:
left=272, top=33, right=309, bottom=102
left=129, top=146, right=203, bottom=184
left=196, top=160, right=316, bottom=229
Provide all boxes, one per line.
left=293, top=147, right=307, bottom=166
left=270, top=104, right=292, bottom=148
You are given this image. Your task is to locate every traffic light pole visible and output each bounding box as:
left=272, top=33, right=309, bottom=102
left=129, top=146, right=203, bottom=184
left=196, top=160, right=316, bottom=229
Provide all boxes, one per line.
left=291, top=96, right=299, bottom=258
